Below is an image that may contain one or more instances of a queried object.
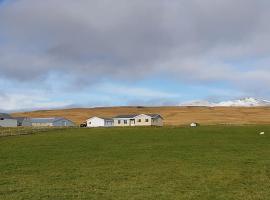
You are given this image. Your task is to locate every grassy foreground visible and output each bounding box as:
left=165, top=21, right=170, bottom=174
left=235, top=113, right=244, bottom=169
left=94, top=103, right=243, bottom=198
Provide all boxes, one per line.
left=1, top=126, right=270, bottom=200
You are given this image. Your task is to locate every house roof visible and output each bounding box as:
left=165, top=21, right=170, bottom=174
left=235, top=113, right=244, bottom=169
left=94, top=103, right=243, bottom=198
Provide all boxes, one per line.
left=148, top=114, right=164, bottom=119
left=113, top=114, right=139, bottom=119
left=101, top=118, right=114, bottom=121
left=0, top=113, right=14, bottom=119
left=87, top=116, right=113, bottom=121
left=114, top=114, right=163, bottom=119
left=30, top=117, right=69, bottom=123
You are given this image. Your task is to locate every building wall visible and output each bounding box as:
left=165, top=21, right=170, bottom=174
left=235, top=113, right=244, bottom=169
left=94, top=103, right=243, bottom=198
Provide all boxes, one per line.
left=113, top=115, right=163, bottom=127
left=87, top=117, right=105, bottom=127
left=0, top=119, right=17, bottom=127
left=151, top=117, right=163, bottom=126
left=32, top=120, right=75, bottom=127
left=53, top=119, right=76, bottom=127
left=32, top=123, right=53, bottom=127
left=113, top=119, right=132, bottom=126
left=104, top=120, right=114, bottom=127
left=19, top=119, right=32, bottom=127
left=22, top=120, right=32, bottom=127
left=134, top=115, right=152, bottom=126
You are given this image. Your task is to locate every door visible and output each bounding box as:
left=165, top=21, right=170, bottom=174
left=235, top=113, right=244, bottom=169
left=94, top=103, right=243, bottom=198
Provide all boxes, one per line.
left=130, top=119, right=135, bottom=126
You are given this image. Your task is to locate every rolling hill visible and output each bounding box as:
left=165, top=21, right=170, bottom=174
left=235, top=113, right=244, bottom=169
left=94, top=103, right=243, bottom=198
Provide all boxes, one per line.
left=12, top=106, right=270, bottom=126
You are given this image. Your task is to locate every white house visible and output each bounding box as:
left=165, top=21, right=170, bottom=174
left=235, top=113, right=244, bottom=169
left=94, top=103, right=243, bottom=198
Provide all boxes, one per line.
left=86, top=117, right=114, bottom=127
left=113, top=114, right=163, bottom=127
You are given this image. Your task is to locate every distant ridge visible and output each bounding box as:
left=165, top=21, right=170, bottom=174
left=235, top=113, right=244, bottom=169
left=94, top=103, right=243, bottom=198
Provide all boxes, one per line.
left=12, top=105, right=270, bottom=125
left=179, top=97, right=270, bottom=107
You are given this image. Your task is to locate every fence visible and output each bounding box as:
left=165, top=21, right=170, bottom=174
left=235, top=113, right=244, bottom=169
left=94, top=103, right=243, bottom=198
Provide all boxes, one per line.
left=0, top=127, right=75, bottom=137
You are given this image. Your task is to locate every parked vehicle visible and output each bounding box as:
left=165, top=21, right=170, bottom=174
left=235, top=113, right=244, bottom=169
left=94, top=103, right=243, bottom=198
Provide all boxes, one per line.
left=80, top=122, right=87, bottom=127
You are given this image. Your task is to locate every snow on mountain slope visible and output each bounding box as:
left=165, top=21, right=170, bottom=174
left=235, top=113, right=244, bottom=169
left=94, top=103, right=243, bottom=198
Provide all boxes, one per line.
left=180, top=98, right=270, bottom=107
left=215, top=98, right=270, bottom=107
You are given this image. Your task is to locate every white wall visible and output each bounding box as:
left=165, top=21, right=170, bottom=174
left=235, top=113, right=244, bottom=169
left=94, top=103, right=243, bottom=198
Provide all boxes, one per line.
left=134, top=114, right=152, bottom=126
left=113, top=114, right=163, bottom=127
left=104, top=120, right=114, bottom=127
left=87, top=117, right=105, bottom=127
left=113, top=118, right=132, bottom=126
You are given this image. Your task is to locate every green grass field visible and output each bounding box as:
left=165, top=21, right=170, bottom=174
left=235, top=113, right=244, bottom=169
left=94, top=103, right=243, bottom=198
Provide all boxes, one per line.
left=1, top=126, right=270, bottom=200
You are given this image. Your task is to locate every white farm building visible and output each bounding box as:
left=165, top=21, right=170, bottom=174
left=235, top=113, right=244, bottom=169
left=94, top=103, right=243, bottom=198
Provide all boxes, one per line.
left=113, top=114, right=163, bottom=127
left=86, top=117, right=114, bottom=127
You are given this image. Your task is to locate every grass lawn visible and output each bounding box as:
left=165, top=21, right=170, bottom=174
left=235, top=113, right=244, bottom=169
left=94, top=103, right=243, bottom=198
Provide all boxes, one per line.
left=1, top=126, right=270, bottom=199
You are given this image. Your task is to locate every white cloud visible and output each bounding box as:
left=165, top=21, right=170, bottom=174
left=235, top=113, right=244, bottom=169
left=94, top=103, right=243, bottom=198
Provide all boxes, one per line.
left=96, top=84, right=181, bottom=99
left=0, top=91, right=72, bottom=112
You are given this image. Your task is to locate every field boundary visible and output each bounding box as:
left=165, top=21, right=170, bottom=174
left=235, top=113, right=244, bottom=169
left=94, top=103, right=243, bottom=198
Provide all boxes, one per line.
left=0, top=127, right=77, bottom=138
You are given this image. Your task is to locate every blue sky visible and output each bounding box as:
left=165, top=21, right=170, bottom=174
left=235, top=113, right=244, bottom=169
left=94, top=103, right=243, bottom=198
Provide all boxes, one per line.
left=0, top=0, right=270, bottom=111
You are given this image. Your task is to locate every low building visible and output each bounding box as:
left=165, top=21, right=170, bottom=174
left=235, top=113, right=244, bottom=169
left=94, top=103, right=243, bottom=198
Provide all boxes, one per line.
left=113, top=114, right=138, bottom=127
left=113, top=114, right=163, bottom=127
left=0, top=113, right=17, bottom=127
left=30, top=117, right=76, bottom=127
left=86, top=117, right=114, bottom=127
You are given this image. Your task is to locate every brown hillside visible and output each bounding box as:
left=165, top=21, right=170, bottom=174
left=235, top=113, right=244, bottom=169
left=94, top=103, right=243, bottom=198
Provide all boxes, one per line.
left=11, top=106, right=270, bottom=126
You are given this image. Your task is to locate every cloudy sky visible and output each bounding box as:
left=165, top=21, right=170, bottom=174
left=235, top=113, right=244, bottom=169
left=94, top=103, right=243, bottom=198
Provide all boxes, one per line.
left=0, top=0, right=270, bottom=111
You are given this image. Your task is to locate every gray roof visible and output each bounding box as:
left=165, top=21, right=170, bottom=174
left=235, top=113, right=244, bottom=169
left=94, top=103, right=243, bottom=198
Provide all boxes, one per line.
left=114, top=114, right=163, bottom=119
left=0, top=113, right=14, bottom=119
left=147, top=114, right=164, bottom=119
left=113, top=114, right=139, bottom=119
left=30, top=117, right=70, bottom=123
left=101, top=118, right=114, bottom=121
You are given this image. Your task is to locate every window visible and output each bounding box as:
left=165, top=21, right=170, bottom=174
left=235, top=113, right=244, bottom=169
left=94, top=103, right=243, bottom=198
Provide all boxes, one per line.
left=118, top=120, right=121, bottom=124
left=124, top=120, right=127, bottom=124
left=145, top=119, right=149, bottom=122
left=138, top=119, right=141, bottom=122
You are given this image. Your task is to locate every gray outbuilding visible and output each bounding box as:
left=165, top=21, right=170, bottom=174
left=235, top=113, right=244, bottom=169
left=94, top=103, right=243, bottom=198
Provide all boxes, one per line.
left=0, top=113, right=18, bottom=127
left=30, top=117, right=76, bottom=127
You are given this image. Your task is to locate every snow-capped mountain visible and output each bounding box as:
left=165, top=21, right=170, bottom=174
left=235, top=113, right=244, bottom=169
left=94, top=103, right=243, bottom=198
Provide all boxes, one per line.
left=179, top=98, right=270, bottom=107
left=215, top=98, right=270, bottom=107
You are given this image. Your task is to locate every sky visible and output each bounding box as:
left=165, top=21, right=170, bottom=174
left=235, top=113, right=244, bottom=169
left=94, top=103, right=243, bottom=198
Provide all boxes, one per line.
left=0, top=0, right=270, bottom=112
